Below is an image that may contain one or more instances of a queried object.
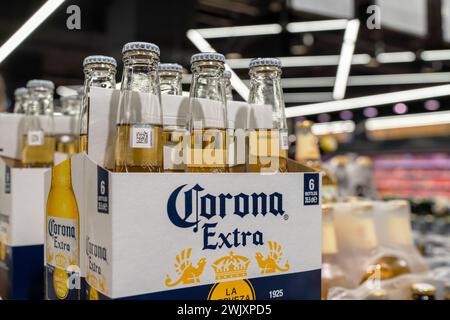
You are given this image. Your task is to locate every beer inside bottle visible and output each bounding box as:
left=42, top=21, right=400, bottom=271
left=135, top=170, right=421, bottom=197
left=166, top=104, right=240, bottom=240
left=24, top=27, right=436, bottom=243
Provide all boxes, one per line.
left=22, top=80, right=55, bottom=168
left=114, top=123, right=163, bottom=172
left=162, top=129, right=185, bottom=172
left=114, top=42, right=163, bottom=172
left=186, top=52, right=228, bottom=173
left=79, top=55, right=117, bottom=153
left=46, top=159, right=80, bottom=300
left=247, top=58, right=288, bottom=173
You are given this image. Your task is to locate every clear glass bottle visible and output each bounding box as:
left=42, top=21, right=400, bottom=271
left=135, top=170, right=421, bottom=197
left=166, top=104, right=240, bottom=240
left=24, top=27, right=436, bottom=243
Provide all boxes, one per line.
left=247, top=58, right=288, bottom=173
left=57, top=95, right=82, bottom=155
left=159, top=63, right=186, bottom=172
left=159, top=63, right=183, bottom=96
left=13, top=87, right=28, bottom=114
left=79, top=55, right=117, bottom=153
left=114, top=42, right=163, bottom=172
left=321, top=204, right=353, bottom=299
left=22, top=80, right=55, bottom=168
left=186, top=52, right=228, bottom=173
left=223, top=70, right=233, bottom=101
left=296, top=120, right=337, bottom=203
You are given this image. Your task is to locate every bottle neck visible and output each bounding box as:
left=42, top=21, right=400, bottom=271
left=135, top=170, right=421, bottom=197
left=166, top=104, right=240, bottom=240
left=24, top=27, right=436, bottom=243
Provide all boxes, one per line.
left=159, top=72, right=182, bottom=95
left=248, top=67, right=286, bottom=129
left=28, top=88, right=53, bottom=115
left=224, top=78, right=233, bottom=101
left=83, top=65, right=117, bottom=89
left=190, top=62, right=226, bottom=102
left=120, top=54, right=160, bottom=94
left=51, top=159, right=72, bottom=187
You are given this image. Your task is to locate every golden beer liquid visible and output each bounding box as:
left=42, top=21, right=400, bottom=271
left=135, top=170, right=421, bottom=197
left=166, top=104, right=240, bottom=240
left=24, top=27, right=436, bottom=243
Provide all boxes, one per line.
left=248, top=129, right=287, bottom=173
left=114, top=124, right=163, bottom=172
left=21, top=134, right=55, bottom=168
left=46, top=159, right=80, bottom=300
left=186, top=128, right=227, bottom=173
left=56, top=135, right=79, bottom=155
left=79, top=134, right=88, bottom=153
left=162, top=130, right=184, bottom=173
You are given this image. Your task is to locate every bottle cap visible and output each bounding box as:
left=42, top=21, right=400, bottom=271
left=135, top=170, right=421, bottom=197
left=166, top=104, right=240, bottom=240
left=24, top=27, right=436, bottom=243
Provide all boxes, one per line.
left=159, top=63, right=183, bottom=73
left=122, top=42, right=160, bottom=56
left=190, top=52, right=225, bottom=64
left=83, top=55, right=117, bottom=68
left=224, top=70, right=232, bottom=79
left=249, top=57, right=282, bottom=68
left=27, top=79, right=55, bottom=90
left=14, top=87, right=28, bottom=96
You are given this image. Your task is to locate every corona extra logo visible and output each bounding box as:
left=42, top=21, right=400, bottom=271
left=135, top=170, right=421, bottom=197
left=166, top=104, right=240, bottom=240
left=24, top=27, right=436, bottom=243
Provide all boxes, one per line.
left=165, top=248, right=207, bottom=287
left=167, top=184, right=285, bottom=250
left=212, top=251, right=250, bottom=280
left=48, top=219, right=77, bottom=239
left=255, top=241, right=290, bottom=274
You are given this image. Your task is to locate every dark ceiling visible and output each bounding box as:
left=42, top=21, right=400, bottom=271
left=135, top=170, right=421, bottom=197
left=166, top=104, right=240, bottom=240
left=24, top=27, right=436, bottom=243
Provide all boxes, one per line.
left=0, top=0, right=449, bottom=123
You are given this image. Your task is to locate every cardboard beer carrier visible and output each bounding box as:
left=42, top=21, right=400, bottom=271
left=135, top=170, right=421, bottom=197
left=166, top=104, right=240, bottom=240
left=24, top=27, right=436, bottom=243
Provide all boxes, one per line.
left=43, top=87, right=322, bottom=300
left=0, top=113, right=74, bottom=299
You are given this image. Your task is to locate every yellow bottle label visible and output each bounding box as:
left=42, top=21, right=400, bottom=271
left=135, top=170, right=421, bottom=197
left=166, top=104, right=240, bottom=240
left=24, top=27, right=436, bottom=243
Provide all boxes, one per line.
left=46, top=216, right=79, bottom=300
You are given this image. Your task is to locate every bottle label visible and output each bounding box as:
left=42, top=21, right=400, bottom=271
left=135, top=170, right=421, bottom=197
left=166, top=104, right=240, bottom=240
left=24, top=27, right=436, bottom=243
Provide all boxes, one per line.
left=130, top=125, right=153, bottom=149
left=46, top=216, right=79, bottom=300
left=280, top=129, right=289, bottom=150
left=28, top=130, right=44, bottom=146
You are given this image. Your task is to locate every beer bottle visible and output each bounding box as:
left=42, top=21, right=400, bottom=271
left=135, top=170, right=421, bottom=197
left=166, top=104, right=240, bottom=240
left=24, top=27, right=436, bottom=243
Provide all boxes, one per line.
left=247, top=58, right=288, bottom=173
left=411, top=283, right=436, bottom=300
left=46, top=158, right=80, bottom=300
left=185, top=52, right=228, bottom=173
left=114, top=42, right=163, bottom=172
left=13, top=87, right=28, bottom=114
left=21, top=80, right=55, bottom=168
left=321, top=204, right=353, bottom=299
left=79, top=55, right=117, bottom=153
left=57, top=95, right=82, bottom=155
left=159, top=63, right=183, bottom=96
left=159, top=63, right=186, bottom=172
left=295, top=120, right=337, bottom=202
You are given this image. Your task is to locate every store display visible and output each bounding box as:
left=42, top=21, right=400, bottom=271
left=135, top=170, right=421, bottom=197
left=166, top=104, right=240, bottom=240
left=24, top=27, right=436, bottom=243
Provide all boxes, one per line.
left=1, top=1, right=449, bottom=303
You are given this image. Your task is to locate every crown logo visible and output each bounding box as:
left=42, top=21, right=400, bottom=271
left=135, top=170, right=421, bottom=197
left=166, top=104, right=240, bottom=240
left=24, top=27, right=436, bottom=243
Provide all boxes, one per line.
left=212, top=251, right=250, bottom=280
